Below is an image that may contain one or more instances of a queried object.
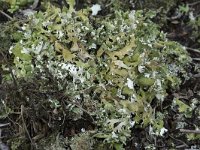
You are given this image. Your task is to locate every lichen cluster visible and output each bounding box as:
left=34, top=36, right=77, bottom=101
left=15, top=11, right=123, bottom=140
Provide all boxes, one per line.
left=6, top=1, right=192, bottom=149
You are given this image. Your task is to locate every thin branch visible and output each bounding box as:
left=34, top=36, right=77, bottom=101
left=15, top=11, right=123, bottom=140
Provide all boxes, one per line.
left=0, top=10, right=13, bottom=20
left=0, top=123, right=10, bottom=128
left=195, top=14, right=200, bottom=18
left=192, top=58, right=200, bottom=61
left=188, top=1, right=200, bottom=6
left=185, top=47, right=200, bottom=54
left=193, top=73, right=200, bottom=78
left=20, top=105, right=35, bottom=148
left=169, top=14, right=182, bottom=20
left=31, top=0, right=39, bottom=9
left=176, top=144, right=187, bottom=149
left=169, top=135, right=189, bottom=148
left=179, top=129, right=200, bottom=134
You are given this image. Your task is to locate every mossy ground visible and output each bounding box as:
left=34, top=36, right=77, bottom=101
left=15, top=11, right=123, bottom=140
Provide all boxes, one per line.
left=0, top=0, right=200, bottom=149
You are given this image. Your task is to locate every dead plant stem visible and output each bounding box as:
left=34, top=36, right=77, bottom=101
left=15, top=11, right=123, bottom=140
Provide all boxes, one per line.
left=0, top=10, right=12, bottom=20
left=179, top=129, right=200, bottom=134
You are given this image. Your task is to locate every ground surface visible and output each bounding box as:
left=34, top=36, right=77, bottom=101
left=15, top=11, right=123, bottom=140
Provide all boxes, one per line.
left=0, top=0, right=200, bottom=149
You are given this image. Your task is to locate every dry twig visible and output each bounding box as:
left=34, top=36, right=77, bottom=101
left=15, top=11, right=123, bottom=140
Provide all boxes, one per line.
left=0, top=10, right=12, bottom=20
left=0, top=123, right=10, bottom=128
left=188, top=1, right=200, bottom=6
left=20, top=105, right=35, bottom=148
left=185, top=47, right=200, bottom=54
left=192, top=58, right=200, bottom=61
left=169, top=135, right=189, bottom=148
left=179, top=129, right=200, bottom=134
left=31, top=0, right=39, bottom=9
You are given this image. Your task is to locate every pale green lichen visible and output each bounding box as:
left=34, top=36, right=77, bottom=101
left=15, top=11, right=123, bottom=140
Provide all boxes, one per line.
left=9, top=1, right=192, bottom=148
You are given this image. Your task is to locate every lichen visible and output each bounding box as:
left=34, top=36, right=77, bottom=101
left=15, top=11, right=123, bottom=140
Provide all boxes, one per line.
left=8, top=1, right=192, bottom=148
